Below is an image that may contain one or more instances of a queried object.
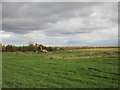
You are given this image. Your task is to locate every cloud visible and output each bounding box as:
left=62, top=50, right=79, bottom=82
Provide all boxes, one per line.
left=2, top=2, right=102, bottom=33
left=2, top=2, right=118, bottom=46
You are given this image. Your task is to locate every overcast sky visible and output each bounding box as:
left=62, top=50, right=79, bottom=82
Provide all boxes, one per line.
left=1, top=2, right=118, bottom=46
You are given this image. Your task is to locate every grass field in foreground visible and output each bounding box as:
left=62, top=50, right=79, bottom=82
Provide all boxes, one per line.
left=2, top=48, right=119, bottom=88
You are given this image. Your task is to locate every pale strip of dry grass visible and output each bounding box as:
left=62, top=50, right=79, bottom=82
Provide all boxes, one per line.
left=12, top=51, right=34, bottom=55
left=68, top=48, right=119, bottom=51
left=47, top=55, right=119, bottom=59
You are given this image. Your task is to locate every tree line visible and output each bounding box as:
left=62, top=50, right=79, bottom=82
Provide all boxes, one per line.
left=0, top=43, right=119, bottom=52
left=2, top=44, right=34, bottom=52
left=1, top=43, right=64, bottom=52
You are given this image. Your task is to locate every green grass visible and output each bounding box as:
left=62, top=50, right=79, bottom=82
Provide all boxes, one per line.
left=2, top=49, right=119, bottom=88
left=0, top=53, right=2, bottom=89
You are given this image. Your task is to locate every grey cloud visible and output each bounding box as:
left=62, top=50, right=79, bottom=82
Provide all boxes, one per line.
left=2, top=2, right=104, bottom=34
left=0, top=2, right=2, bottom=29
left=44, top=26, right=108, bottom=36
left=2, top=2, right=118, bottom=46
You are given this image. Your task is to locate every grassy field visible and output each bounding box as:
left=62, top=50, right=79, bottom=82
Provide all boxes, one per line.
left=2, top=48, right=119, bottom=88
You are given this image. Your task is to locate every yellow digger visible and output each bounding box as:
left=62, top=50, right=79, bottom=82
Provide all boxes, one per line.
left=34, top=43, right=48, bottom=53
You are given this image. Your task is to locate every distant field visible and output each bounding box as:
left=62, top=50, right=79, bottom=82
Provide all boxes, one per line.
left=2, top=48, right=119, bottom=88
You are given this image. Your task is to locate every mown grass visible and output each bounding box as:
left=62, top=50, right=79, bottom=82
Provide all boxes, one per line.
left=2, top=49, right=119, bottom=88
left=0, top=53, right=2, bottom=89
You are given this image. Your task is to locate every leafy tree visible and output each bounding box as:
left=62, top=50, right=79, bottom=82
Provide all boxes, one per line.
left=6, top=45, right=16, bottom=52
left=28, top=42, right=34, bottom=51
left=0, top=44, right=2, bottom=52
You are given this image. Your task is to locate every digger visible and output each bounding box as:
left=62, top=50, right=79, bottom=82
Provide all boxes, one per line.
left=34, top=43, right=48, bottom=53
